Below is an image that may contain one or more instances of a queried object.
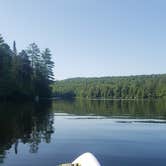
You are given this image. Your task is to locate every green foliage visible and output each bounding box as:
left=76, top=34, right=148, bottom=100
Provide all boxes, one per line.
left=0, top=34, right=4, bottom=44
left=42, top=48, right=54, bottom=81
left=13, top=41, right=17, bottom=56
left=52, top=75, right=166, bottom=99
left=0, top=34, right=54, bottom=100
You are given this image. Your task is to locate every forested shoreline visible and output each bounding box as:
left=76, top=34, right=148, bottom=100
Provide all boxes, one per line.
left=1, top=33, right=166, bottom=101
left=0, top=34, right=54, bottom=100
left=52, top=75, right=166, bottom=99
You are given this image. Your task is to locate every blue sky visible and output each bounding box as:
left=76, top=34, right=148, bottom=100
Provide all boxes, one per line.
left=0, top=0, right=166, bottom=80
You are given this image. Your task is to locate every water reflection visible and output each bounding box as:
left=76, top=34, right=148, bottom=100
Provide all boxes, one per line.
left=0, top=99, right=166, bottom=166
left=52, top=99, right=166, bottom=119
left=0, top=101, right=54, bottom=164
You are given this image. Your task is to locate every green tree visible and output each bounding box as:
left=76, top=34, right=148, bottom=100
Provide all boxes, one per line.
left=0, top=34, right=54, bottom=100
left=0, top=34, right=4, bottom=44
left=13, top=41, right=17, bottom=56
left=27, top=43, right=40, bottom=69
left=42, top=48, right=54, bottom=82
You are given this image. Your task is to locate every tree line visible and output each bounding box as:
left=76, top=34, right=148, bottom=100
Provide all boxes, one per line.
left=52, top=75, right=166, bottom=99
left=0, top=34, right=54, bottom=100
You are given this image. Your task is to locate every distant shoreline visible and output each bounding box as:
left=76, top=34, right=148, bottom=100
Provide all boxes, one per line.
left=52, top=74, right=166, bottom=100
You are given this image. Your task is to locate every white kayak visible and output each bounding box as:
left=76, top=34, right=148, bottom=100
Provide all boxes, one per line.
left=72, top=152, right=101, bottom=166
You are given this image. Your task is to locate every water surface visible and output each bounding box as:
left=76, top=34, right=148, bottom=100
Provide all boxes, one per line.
left=0, top=99, right=166, bottom=166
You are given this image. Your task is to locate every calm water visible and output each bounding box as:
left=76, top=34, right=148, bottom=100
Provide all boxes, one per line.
left=0, top=99, right=166, bottom=166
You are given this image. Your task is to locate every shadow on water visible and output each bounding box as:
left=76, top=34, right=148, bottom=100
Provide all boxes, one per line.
left=0, top=101, right=54, bottom=164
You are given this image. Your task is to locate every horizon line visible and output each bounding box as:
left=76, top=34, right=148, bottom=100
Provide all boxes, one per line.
left=55, top=73, right=166, bottom=81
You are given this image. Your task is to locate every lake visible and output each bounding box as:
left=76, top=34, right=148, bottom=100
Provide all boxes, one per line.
left=0, top=99, right=166, bottom=166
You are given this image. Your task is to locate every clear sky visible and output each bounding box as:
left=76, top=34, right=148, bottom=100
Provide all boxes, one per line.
left=0, top=0, right=166, bottom=80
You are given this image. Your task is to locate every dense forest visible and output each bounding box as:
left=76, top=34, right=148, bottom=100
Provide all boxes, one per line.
left=0, top=34, right=54, bottom=100
left=52, top=75, right=166, bottom=99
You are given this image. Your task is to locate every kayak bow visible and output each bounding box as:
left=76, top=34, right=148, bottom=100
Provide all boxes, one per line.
left=59, top=152, right=101, bottom=166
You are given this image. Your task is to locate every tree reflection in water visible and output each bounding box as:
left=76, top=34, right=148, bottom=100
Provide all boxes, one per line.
left=52, top=99, right=166, bottom=118
left=0, top=99, right=166, bottom=164
left=0, top=101, right=54, bottom=163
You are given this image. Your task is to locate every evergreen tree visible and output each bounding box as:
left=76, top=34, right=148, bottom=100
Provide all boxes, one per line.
left=0, top=34, right=4, bottom=45
left=13, top=41, right=17, bottom=56
left=0, top=35, right=13, bottom=98
left=42, top=48, right=54, bottom=81
left=0, top=34, right=54, bottom=99
left=18, top=50, right=33, bottom=97
left=11, top=41, right=22, bottom=95
left=27, top=43, right=40, bottom=69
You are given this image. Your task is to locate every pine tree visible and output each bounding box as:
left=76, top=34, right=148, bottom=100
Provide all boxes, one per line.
left=27, top=43, right=40, bottom=69
left=18, top=50, right=33, bottom=97
left=0, top=34, right=4, bottom=45
left=11, top=41, right=21, bottom=95
left=13, top=41, right=17, bottom=56
left=0, top=35, right=13, bottom=98
left=42, top=48, right=54, bottom=81
left=0, top=34, right=55, bottom=99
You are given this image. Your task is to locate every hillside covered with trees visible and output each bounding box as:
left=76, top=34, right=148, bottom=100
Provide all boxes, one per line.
left=52, top=75, right=166, bottom=99
left=0, top=34, right=54, bottom=100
